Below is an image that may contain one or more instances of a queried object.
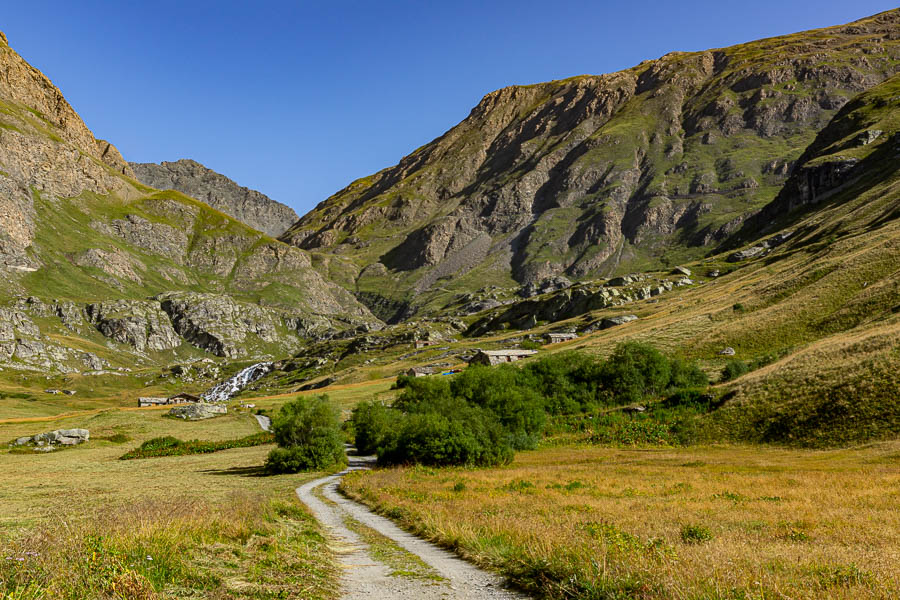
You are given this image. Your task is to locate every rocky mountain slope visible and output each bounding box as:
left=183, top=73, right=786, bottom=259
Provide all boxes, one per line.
left=257, top=72, right=900, bottom=447
left=130, top=159, right=298, bottom=237
left=280, top=9, right=900, bottom=319
left=0, top=32, right=379, bottom=374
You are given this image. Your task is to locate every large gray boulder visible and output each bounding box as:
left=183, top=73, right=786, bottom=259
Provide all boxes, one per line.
left=13, top=428, right=89, bottom=450
left=600, top=315, right=639, bottom=330
left=168, top=403, right=227, bottom=420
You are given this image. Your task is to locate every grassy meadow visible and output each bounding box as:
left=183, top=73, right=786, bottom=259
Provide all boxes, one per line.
left=342, top=443, right=900, bottom=600
left=0, top=407, right=337, bottom=599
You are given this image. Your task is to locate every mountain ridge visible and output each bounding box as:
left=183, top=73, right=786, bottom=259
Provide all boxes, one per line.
left=130, top=159, right=299, bottom=237
left=280, top=8, right=900, bottom=317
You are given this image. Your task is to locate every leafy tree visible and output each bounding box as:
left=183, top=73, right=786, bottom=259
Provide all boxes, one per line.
left=600, top=342, right=672, bottom=404
left=669, top=357, right=709, bottom=389
left=522, top=352, right=604, bottom=413
left=450, top=365, right=546, bottom=448
left=265, top=395, right=346, bottom=473
left=350, top=400, right=394, bottom=455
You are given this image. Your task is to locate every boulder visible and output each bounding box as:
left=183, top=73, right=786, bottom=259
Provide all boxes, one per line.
left=673, top=266, right=692, bottom=277
left=168, top=403, right=227, bottom=420
left=14, top=428, right=89, bottom=449
left=600, top=315, right=638, bottom=329
left=719, top=347, right=736, bottom=356
left=727, top=246, right=767, bottom=262
left=607, top=276, right=634, bottom=287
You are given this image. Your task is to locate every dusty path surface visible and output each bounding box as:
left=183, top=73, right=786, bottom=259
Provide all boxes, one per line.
left=297, top=456, right=529, bottom=600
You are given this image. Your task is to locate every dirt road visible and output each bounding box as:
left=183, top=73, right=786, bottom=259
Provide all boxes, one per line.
left=296, top=456, right=528, bottom=600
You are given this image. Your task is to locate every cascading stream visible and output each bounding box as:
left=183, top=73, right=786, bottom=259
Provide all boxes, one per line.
left=201, top=362, right=273, bottom=403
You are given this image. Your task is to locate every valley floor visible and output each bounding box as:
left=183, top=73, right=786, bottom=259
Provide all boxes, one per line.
left=0, top=410, right=338, bottom=599
left=342, top=442, right=900, bottom=600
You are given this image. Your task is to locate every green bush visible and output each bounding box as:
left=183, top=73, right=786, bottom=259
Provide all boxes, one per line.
left=350, top=400, right=394, bottom=455
left=120, top=432, right=273, bottom=460
left=377, top=397, right=512, bottom=467
left=450, top=365, right=546, bottom=449
left=669, top=358, right=709, bottom=389
left=522, top=352, right=604, bottom=414
left=721, top=359, right=750, bottom=381
left=590, top=413, right=675, bottom=446
left=265, top=395, right=346, bottom=473
left=600, top=342, right=672, bottom=404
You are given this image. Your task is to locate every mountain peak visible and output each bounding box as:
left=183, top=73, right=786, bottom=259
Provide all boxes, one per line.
left=130, top=159, right=299, bottom=237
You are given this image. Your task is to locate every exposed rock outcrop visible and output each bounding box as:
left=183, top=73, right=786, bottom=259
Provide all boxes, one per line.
left=130, top=159, right=298, bottom=237
left=168, top=403, right=226, bottom=420
left=85, top=301, right=181, bottom=352
left=158, top=292, right=281, bottom=358
left=282, top=10, right=900, bottom=308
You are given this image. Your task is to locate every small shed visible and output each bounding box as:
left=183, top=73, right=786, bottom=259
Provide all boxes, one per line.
left=139, top=393, right=202, bottom=407
left=545, top=332, right=578, bottom=344
left=138, top=397, right=170, bottom=407
left=414, top=339, right=440, bottom=349
left=168, top=393, right=202, bottom=404
left=405, top=366, right=437, bottom=377
left=468, top=349, right=538, bottom=367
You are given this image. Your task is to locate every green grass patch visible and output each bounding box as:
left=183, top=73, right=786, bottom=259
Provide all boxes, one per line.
left=119, top=432, right=273, bottom=460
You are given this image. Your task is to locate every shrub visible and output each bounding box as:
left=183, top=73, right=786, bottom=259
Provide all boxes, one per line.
left=721, top=359, right=750, bottom=381
left=522, top=352, right=604, bottom=414
left=590, top=413, right=675, bottom=446
left=669, top=358, right=709, bottom=389
left=450, top=365, right=546, bottom=449
left=120, top=433, right=273, bottom=460
left=265, top=395, right=346, bottom=473
left=600, top=342, right=672, bottom=404
left=519, top=339, right=542, bottom=350
left=393, top=376, right=452, bottom=409
left=391, top=374, right=415, bottom=390
left=350, top=400, right=394, bottom=455
left=377, top=398, right=512, bottom=467
left=680, top=524, right=713, bottom=544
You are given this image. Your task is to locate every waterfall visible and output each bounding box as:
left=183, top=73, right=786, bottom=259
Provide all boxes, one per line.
left=201, top=362, right=273, bottom=403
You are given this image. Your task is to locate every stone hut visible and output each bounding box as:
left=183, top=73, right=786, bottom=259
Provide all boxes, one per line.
left=545, top=332, right=578, bottom=344
left=468, top=349, right=538, bottom=367
left=405, top=366, right=438, bottom=377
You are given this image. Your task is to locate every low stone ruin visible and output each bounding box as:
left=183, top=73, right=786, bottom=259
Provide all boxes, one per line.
left=168, top=403, right=227, bottom=421
left=11, top=428, right=89, bottom=452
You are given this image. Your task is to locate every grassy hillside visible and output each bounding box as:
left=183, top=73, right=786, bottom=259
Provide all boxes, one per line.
left=282, top=9, right=900, bottom=316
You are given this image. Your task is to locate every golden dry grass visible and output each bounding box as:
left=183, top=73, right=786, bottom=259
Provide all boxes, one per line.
left=0, top=409, right=338, bottom=599
left=343, top=443, right=900, bottom=600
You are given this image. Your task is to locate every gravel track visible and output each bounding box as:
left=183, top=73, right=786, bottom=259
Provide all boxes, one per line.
left=296, top=456, right=529, bottom=600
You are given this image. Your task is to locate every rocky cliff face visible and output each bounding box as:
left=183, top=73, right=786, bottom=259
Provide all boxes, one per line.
left=0, top=32, right=137, bottom=269
left=281, top=9, right=900, bottom=312
left=130, top=159, right=298, bottom=237
left=742, top=72, right=900, bottom=234
left=0, top=32, right=380, bottom=373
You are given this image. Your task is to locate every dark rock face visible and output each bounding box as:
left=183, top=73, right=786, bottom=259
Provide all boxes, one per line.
left=130, top=159, right=298, bottom=237
left=282, top=10, right=900, bottom=303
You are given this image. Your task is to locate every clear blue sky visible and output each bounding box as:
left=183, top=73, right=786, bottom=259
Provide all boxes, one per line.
left=3, top=1, right=897, bottom=215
